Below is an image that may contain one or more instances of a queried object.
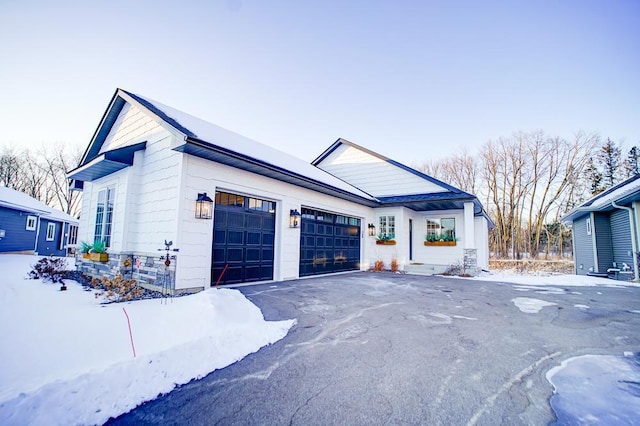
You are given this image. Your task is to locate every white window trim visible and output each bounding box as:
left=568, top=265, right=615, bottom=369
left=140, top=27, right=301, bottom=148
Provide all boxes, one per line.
left=94, top=187, right=115, bottom=247
left=378, top=215, right=396, bottom=239
left=26, top=215, right=37, bottom=231
left=46, top=222, right=56, bottom=241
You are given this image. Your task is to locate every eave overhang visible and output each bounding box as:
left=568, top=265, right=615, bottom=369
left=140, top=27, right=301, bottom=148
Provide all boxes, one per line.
left=377, top=193, right=477, bottom=211
left=67, top=142, right=146, bottom=183
left=174, top=137, right=379, bottom=207
left=562, top=188, right=640, bottom=223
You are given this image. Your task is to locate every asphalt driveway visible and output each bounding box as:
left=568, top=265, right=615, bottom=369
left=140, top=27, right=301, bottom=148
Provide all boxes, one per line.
left=109, top=272, right=640, bottom=425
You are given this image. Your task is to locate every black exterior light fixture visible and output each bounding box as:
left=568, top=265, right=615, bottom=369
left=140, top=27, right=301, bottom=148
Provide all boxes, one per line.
left=367, top=223, right=376, bottom=237
left=290, top=209, right=301, bottom=228
left=195, top=193, right=213, bottom=219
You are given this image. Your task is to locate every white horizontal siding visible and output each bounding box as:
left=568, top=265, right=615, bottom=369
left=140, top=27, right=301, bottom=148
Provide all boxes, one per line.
left=317, top=144, right=446, bottom=197
left=99, top=103, right=164, bottom=153
left=124, top=134, right=183, bottom=255
left=79, top=101, right=184, bottom=258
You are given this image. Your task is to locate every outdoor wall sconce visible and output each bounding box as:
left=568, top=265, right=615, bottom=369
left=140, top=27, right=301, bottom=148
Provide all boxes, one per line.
left=195, top=193, right=213, bottom=219
left=367, top=223, right=376, bottom=237
left=290, top=209, right=301, bottom=228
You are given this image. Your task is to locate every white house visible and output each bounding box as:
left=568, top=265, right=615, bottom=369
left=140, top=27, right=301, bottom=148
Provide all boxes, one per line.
left=68, top=89, right=491, bottom=292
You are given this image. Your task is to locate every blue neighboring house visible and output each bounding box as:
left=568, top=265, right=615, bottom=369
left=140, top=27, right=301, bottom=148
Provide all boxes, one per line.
left=562, top=174, right=640, bottom=281
left=0, top=186, right=79, bottom=257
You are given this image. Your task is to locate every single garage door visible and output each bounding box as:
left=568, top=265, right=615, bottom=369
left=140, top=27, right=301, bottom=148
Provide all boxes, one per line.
left=212, top=191, right=275, bottom=285
left=300, top=207, right=361, bottom=276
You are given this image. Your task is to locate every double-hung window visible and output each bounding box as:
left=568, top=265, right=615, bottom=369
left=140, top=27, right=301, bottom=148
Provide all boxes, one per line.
left=94, top=187, right=114, bottom=247
left=46, top=223, right=56, bottom=241
left=26, top=215, right=37, bottom=231
left=67, top=224, right=79, bottom=247
left=379, top=215, right=395, bottom=239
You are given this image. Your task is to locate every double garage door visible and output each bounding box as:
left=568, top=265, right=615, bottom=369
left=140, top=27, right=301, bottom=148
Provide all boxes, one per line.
left=212, top=192, right=276, bottom=285
left=212, top=192, right=361, bottom=285
left=299, top=208, right=361, bottom=276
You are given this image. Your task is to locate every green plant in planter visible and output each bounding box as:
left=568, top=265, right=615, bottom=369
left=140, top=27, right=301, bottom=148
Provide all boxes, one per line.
left=425, top=234, right=457, bottom=242
left=80, top=241, right=92, bottom=254
left=91, top=240, right=106, bottom=254
left=377, top=233, right=395, bottom=242
left=88, top=240, right=108, bottom=261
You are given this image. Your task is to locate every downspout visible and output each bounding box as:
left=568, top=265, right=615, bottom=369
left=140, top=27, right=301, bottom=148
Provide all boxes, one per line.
left=612, top=200, right=640, bottom=281
left=590, top=212, right=599, bottom=273
left=33, top=216, right=41, bottom=255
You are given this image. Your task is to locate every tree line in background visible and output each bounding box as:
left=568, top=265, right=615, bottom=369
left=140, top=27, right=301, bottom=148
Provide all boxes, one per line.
left=2, top=133, right=638, bottom=261
left=417, top=131, right=640, bottom=259
left=0, top=143, right=82, bottom=217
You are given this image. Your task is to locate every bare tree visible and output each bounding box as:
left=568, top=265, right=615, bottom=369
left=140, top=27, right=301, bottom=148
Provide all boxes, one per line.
left=20, top=150, right=49, bottom=201
left=0, top=142, right=82, bottom=218
left=420, top=130, right=599, bottom=259
left=525, top=132, right=599, bottom=257
left=0, top=147, right=23, bottom=189
left=415, top=148, right=479, bottom=194
left=40, top=144, right=83, bottom=216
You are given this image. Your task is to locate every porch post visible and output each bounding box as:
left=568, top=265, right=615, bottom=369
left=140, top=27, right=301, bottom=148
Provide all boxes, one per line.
left=463, top=202, right=475, bottom=249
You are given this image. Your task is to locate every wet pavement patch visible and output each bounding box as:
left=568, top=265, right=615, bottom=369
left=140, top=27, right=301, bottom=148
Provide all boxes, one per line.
left=546, top=353, right=640, bottom=425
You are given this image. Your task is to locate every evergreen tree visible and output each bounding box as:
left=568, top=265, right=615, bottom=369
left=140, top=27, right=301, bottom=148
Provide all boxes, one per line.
left=597, top=138, right=621, bottom=188
left=624, top=146, right=640, bottom=178
left=584, top=157, right=603, bottom=195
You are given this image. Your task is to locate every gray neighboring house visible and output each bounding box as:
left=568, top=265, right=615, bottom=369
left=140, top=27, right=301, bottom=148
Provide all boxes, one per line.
left=562, top=174, right=640, bottom=281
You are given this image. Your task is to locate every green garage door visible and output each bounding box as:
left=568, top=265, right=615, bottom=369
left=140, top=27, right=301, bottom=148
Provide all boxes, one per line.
left=212, top=191, right=276, bottom=285
left=300, top=208, right=361, bottom=276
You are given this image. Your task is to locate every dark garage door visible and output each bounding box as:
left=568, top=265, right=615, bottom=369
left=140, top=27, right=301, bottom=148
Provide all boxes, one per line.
left=212, top=191, right=275, bottom=285
left=300, top=208, right=361, bottom=276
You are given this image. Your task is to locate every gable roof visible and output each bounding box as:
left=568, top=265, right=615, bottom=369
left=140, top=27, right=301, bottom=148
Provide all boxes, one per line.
left=70, top=89, right=377, bottom=206
left=0, top=187, right=77, bottom=223
left=562, top=174, right=640, bottom=223
left=70, top=89, right=492, bottom=221
left=313, top=138, right=472, bottom=196
left=313, top=138, right=490, bottom=217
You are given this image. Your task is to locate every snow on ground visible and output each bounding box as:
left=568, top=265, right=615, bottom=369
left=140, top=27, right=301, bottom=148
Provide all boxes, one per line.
left=474, top=270, right=636, bottom=287
left=0, top=255, right=295, bottom=426
left=511, top=297, right=557, bottom=313
left=547, top=354, right=640, bottom=425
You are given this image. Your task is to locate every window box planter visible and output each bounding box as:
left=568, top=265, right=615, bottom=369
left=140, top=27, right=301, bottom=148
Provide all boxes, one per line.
left=424, top=241, right=456, bottom=246
left=89, top=253, right=109, bottom=262
left=82, top=253, right=91, bottom=259
left=376, top=240, right=397, bottom=245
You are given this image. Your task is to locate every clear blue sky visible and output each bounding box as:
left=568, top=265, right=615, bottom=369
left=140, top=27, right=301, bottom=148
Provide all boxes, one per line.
left=0, top=0, right=638, bottom=166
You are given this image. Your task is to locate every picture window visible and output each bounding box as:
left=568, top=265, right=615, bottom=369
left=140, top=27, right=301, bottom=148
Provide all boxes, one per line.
left=426, top=218, right=456, bottom=241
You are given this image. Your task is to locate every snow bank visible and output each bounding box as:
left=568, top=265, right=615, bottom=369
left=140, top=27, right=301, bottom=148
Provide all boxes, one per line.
left=474, top=271, right=635, bottom=287
left=0, top=255, right=295, bottom=425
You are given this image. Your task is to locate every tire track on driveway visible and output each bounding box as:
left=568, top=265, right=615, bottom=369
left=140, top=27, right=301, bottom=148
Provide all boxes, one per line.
left=466, top=351, right=562, bottom=426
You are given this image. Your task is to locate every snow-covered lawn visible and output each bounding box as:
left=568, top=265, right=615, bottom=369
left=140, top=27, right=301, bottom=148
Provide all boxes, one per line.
left=1, top=255, right=638, bottom=425
left=0, top=255, right=295, bottom=426
left=473, top=269, right=635, bottom=287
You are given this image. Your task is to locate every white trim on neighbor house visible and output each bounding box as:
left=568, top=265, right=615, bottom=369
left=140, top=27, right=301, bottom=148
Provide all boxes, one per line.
left=46, top=222, right=56, bottom=241
left=26, top=215, right=37, bottom=231
left=590, top=212, right=599, bottom=273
